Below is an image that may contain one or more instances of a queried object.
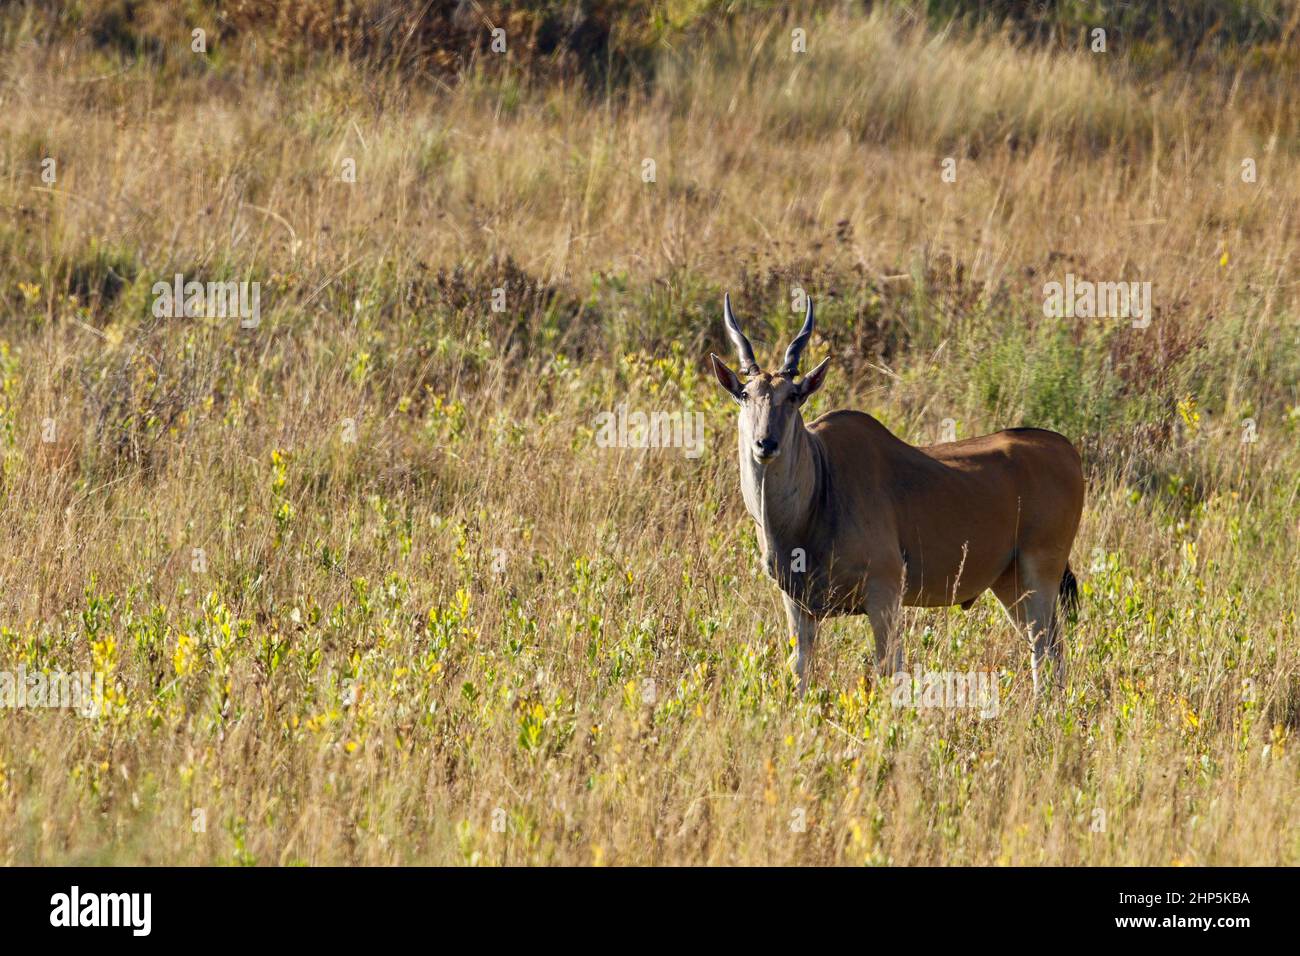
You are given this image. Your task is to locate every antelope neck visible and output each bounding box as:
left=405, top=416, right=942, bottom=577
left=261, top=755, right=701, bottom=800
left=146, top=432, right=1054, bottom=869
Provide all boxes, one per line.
left=740, top=418, right=824, bottom=555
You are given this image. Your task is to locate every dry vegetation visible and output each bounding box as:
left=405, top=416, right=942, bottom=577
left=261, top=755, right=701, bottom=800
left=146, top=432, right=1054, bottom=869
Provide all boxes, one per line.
left=0, top=1, right=1298, bottom=864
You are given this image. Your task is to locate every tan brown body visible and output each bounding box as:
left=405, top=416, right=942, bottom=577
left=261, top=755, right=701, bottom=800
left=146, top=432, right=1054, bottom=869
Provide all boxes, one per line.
left=800, top=413, right=1083, bottom=614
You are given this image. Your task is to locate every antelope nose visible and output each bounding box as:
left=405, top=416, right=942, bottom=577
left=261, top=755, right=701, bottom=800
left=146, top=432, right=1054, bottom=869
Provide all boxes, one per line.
left=753, top=438, right=780, bottom=460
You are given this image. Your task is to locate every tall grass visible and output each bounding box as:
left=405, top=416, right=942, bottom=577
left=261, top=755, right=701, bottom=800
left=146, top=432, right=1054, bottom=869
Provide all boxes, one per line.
left=0, top=3, right=1296, bottom=864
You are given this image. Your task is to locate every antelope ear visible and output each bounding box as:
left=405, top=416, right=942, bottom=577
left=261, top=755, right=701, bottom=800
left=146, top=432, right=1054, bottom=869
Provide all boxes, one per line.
left=797, top=357, right=830, bottom=399
left=710, top=353, right=744, bottom=402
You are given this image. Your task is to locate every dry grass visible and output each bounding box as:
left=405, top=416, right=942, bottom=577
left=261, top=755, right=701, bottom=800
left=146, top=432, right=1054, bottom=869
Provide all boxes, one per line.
left=0, top=4, right=1297, bottom=864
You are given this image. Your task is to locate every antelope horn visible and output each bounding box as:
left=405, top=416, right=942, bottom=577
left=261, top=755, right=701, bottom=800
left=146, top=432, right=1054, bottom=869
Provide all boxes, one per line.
left=780, top=296, right=815, bottom=376
left=723, top=293, right=760, bottom=376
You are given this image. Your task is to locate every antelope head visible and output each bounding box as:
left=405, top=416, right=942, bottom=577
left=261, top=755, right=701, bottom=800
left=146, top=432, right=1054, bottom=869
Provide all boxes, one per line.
left=709, top=294, right=830, bottom=465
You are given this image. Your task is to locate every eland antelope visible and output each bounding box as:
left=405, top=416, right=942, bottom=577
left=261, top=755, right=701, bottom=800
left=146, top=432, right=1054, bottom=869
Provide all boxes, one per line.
left=710, top=295, right=1084, bottom=696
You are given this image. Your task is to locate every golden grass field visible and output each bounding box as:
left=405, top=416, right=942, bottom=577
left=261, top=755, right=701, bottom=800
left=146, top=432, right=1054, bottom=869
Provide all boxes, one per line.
left=0, top=2, right=1298, bottom=864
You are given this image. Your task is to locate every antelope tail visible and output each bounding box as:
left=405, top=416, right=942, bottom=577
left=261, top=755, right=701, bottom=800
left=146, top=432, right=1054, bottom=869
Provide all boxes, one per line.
left=1059, top=565, right=1079, bottom=617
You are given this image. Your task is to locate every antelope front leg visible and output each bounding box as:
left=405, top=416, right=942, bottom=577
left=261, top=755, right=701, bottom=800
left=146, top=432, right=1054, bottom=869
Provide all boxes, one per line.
left=782, top=594, right=818, bottom=695
left=866, top=584, right=904, bottom=678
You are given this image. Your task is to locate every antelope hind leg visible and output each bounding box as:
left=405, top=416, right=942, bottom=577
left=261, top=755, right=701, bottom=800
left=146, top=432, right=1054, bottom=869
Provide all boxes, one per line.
left=993, top=557, right=1067, bottom=696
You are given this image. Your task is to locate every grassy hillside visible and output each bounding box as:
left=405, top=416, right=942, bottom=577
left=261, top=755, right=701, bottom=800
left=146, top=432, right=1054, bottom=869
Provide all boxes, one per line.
left=0, top=1, right=1297, bottom=863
